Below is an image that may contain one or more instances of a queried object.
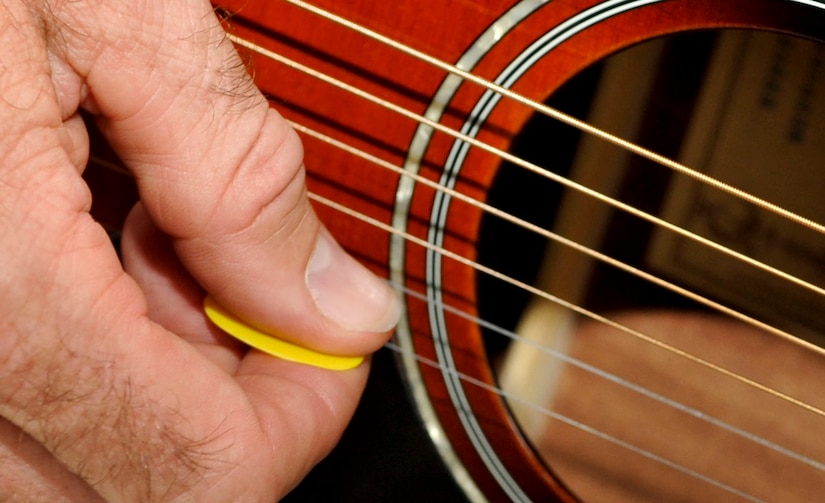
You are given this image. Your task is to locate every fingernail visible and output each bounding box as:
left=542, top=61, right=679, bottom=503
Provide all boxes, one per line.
left=306, top=228, right=401, bottom=333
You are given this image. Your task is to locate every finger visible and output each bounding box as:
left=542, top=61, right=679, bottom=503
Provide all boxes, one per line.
left=59, top=0, right=400, bottom=356
left=48, top=49, right=90, bottom=173
left=121, top=204, right=374, bottom=491
left=121, top=203, right=246, bottom=373
left=119, top=204, right=375, bottom=492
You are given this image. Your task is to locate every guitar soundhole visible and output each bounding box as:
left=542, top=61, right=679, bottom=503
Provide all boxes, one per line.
left=478, top=29, right=825, bottom=502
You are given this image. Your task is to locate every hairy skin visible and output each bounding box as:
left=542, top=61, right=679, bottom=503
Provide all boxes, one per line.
left=0, top=0, right=398, bottom=500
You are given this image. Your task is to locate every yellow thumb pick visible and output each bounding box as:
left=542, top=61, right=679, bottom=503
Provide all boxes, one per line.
left=203, top=296, right=365, bottom=371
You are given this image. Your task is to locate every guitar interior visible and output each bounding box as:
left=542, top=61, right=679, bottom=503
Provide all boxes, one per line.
left=482, top=29, right=825, bottom=502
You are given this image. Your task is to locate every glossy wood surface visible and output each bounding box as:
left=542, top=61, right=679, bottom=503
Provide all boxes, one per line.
left=87, top=0, right=825, bottom=500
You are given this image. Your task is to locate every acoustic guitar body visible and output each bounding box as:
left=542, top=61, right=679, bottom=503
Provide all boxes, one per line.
left=87, top=0, right=825, bottom=501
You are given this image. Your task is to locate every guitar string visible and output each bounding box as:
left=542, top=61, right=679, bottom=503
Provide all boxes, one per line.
left=290, top=117, right=825, bottom=473
left=85, top=152, right=825, bottom=477
left=312, top=190, right=822, bottom=499
left=227, top=29, right=825, bottom=448
left=393, top=282, right=825, bottom=474
left=278, top=0, right=825, bottom=237
left=308, top=189, right=825, bottom=421
left=231, top=30, right=825, bottom=404
left=228, top=13, right=825, bottom=415
left=290, top=119, right=822, bottom=354
left=383, top=346, right=764, bottom=503
left=228, top=33, right=825, bottom=307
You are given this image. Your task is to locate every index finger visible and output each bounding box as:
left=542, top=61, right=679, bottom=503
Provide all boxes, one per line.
left=57, top=0, right=399, bottom=354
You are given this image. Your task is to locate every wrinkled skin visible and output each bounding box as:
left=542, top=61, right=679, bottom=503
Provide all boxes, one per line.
left=0, top=0, right=398, bottom=500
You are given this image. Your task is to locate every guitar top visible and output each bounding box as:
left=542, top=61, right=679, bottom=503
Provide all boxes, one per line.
left=88, top=0, right=825, bottom=501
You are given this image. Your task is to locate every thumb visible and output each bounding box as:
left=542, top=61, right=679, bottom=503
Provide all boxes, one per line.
left=70, top=1, right=400, bottom=355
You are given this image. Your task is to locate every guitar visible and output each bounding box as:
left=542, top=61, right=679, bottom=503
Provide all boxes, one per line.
left=87, top=0, right=825, bottom=501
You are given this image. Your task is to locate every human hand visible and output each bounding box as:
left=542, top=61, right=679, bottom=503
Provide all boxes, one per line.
left=0, top=0, right=399, bottom=500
